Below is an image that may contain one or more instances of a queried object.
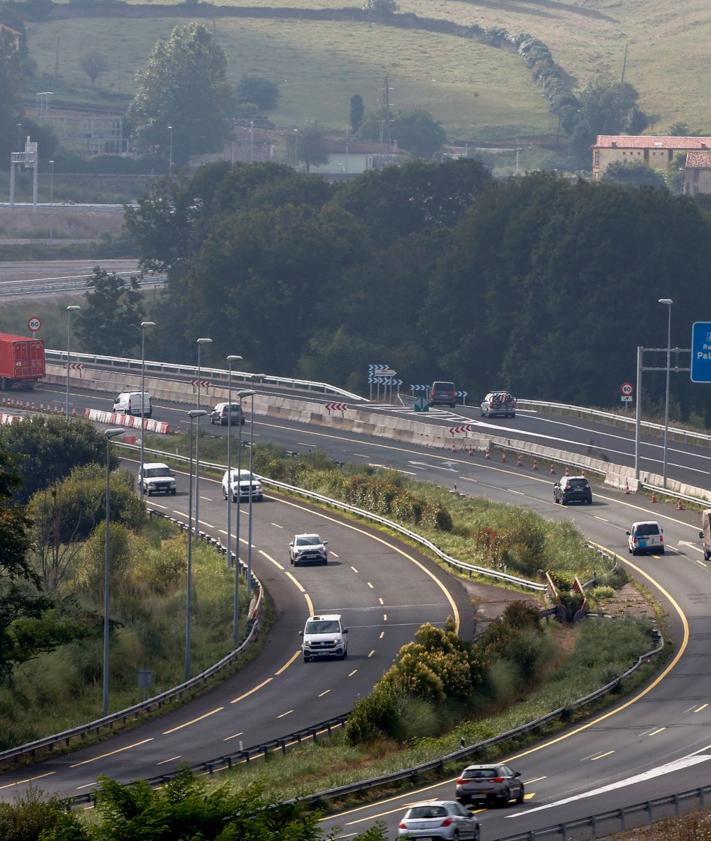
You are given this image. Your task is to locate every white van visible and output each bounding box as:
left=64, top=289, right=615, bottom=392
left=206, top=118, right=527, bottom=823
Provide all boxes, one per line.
left=300, top=614, right=348, bottom=662
left=221, top=469, right=263, bottom=502
left=627, top=521, right=664, bottom=556
left=113, top=391, right=152, bottom=418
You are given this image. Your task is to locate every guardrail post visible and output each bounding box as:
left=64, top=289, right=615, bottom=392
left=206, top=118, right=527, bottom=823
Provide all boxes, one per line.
left=313, top=727, right=318, bottom=743
left=558, top=824, right=568, bottom=840
left=590, top=815, right=597, bottom=838
left=673, top=793, right=680, bottom=816
left=645, top=801, right=653, bottom=822
left=700, top=787, right=705, bottom=809
left=280, top=740, right=286, bottom=755
left=618, top=808, right=626, bottom=831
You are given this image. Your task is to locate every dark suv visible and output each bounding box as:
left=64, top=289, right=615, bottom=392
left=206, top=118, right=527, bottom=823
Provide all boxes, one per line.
left=430, top=381, right=457, bottom=408
left=553, top=475, right=593, bottom=505
left=210, top=402, right=245, bottom=426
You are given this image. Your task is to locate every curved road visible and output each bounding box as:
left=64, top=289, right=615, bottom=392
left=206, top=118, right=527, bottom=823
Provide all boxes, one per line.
left=0, top=461, right=469, bottom=800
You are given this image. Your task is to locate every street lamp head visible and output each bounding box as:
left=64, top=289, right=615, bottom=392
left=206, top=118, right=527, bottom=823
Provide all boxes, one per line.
left=66, top=305, right=80, bottom=312
left=658, top=298, right=673, bottom=305
left=49, top=159, right=54, bottom=164
left=141, top=321, right=156, bottom=328
left=187, top=409, right=208, bottom=418
left=196, top=337, right=213, bottom=345
left=104, top=428, right=124, bottom=439
left=227, top=354, right=243, bottom=363
left=237, top=389, right=256, bottom=398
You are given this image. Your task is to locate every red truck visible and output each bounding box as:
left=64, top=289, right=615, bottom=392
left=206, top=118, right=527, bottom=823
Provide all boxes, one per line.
left=0, top=333, right=46, bottom=390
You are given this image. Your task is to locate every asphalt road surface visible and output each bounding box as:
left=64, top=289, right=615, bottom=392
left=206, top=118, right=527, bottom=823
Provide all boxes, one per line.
left=0, top=259, right=152, bottom=300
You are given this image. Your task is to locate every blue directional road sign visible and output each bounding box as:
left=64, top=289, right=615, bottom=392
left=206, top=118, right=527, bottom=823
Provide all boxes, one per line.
left=691, top=322, right=711, bottom=383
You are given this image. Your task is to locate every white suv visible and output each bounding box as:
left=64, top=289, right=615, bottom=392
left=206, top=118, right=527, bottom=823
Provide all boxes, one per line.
left=222, top=469, right=263, bottom=502
left=300, top=614, right=348, bottom=662
left=289, top=534, right=328, bottom=566
left=627, top=521, right=664, bottom=555
left=138, top=463, right=176, bottom=496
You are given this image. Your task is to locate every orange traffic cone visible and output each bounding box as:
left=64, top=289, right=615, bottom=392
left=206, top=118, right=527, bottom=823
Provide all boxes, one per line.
left=651, top=492, right=658, bottom=503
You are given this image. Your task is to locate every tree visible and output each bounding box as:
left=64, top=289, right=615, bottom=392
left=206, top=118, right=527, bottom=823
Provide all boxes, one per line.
left=127, top=23, right=233, bottom=163
left=367, top=0, right=398, bottom=14
left=75, top=267, right=145, bottom=356
left=566, top=79, right=649, bottom=169
left=390, top=109, right=446, bottom=158
left=0, top=416, right=119, bottom=503
left=297, top=126, right=329, bottom=172
left=350, top=93, right=364, bottom=133
left=0, top=29, right=22, bottom=162
left=79, top=50, right=109, bottom=86
left=236, top=74, right=279, bottom=111
left=602, top=160, right=667, bottom=190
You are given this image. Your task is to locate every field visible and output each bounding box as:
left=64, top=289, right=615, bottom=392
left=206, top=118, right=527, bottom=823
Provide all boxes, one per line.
left=26, top=16, right=555, bottom=139
left=37, top=0, right=707, bottom=134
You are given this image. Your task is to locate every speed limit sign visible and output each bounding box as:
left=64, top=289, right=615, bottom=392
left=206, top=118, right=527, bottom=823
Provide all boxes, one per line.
left=620, top=382, right=633, bottom=396
left=27, top=315, right=42, bottom=333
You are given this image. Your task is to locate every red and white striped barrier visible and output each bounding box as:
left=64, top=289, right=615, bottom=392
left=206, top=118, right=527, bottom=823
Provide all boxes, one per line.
left=83, top=408, right=170, bottom=434
left=325, top=402, right=349, bottom=412
left=449, top=424, right=473, bottom=435
left=0, top=413, right=23, bottom=425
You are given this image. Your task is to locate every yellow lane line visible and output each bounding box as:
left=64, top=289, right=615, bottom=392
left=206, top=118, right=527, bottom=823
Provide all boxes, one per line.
left=162, top=706, right=224, bottom=736
left=259, top=549, right=284, bottom=571
left=304, top=591, right=315, bottom=615
left=285, top=571, right=305, bottom=592
left=69, top=737, right=154, bottom=768
left=275, top=650, right=301, bottom=675
left=231, top=677, right=273, bottom=704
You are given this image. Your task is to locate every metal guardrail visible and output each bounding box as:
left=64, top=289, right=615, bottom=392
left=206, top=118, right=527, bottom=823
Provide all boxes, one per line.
left=119, top=442, right=549, bottom=592
left=281, top=625, right=664, bottom=811
left=45, top=349, right=366, bottom=402
left=0, top=509, right=263, bottom=768
left=518, top=398, right=711, bottom=447
left=0, top=275, right=165, bottom=299
left=492, top=783, right=710, bottom=840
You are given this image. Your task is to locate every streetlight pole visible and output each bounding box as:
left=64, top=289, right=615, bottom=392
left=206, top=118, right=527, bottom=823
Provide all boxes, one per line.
left=185, top=408, right=207, bottom=680
left=236, top=389, right=255, bottom=621
left=168, top=125, right=173, bottom=177
left=102, top=427, right=124, bottom=717
left=65, top=305, right=80, bottom=416
left=139, top=321, right=156, bottom=497
left=659, top=298, right=673, bottom=489
left=49, top=160, right=55, bottom=240
left=194, top=338, right=212, bottom=559
left=246, top=390, right=256, bottom=594
left=225, top=354, right=243, bottom=569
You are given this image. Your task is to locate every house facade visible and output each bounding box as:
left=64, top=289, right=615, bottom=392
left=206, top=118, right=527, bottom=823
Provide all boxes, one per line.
left=683, top=151, right=711, bottom=196
left=592, top=135, right=711, bottom=180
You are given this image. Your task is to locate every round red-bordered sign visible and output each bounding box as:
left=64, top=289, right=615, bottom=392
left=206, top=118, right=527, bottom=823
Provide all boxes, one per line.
left=27, top=316, right=42, bottom=332
left=620, top=382, right=633, bottom=396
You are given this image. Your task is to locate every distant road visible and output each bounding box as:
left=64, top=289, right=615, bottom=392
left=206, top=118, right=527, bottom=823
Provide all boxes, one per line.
left=0, top=259, right=162, bottom=300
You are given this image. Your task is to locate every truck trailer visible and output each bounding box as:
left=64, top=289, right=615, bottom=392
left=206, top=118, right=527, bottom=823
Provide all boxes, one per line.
left=0, top=333, right=46, bottom=390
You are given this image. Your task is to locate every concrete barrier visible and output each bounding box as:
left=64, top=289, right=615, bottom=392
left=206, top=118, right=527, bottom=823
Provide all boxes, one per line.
left=83, top=407, right=170, bottom=434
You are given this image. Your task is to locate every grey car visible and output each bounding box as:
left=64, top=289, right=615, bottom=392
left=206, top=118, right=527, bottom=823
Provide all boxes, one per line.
left=398, top=801, right=480, bottom=840
left=480, top=391, right=516, bottom=418
left=455, top=763, right=525, bottom=807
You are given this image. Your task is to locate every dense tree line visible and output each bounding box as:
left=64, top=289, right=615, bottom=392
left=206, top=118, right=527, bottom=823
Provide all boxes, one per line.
left=126, top=161, right=711, bottom=423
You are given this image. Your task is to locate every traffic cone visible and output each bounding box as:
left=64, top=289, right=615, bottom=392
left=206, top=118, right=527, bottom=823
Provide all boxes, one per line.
left=676, top=498, right=684, bottom=511
left=532, top=459, right=538, bottom=471
left=651, top=492, right=658, bottom=503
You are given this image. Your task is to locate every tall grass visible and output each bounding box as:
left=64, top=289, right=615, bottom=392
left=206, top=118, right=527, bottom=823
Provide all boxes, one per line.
left=0, top=516, right=249, bottom=749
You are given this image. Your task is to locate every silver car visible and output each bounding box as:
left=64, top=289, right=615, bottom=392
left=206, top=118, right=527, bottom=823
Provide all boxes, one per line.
left=480, top=391, right=516, bottom=418
left=455, top=763, right=524, bottom=807
left=398, top=801, right=480, bottom=840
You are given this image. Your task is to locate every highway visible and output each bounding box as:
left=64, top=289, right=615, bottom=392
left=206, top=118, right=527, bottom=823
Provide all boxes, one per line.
left=0, top=455, right=469, bottom=800
left=8, top=377, right=711, bottom=838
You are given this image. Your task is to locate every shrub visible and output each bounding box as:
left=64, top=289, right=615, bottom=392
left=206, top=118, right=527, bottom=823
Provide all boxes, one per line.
left=345, top=684, right=402, bottom=744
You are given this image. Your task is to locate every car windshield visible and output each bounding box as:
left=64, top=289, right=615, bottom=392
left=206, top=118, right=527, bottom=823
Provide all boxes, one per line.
left=145, top=467, right=172, bottom=477
left=305, top=620, right=340, bottom=634
left=463, top=768, right=498, bottom=779
left=223, top=404, right=241, bottom=412
left=407, top=806, right=448, bottom=819
left=296, top=535, right=322, bottom=546
left=635, top=523, right=660, bottom=536
left=567, top=479, right=589, bottom=489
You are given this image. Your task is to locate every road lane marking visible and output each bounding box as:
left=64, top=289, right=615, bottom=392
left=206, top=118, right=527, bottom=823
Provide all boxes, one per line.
left=199, top=496, right=212, bottom=502
left=70, top=738, right=154, bottom=768
left=271, top=522, right=284, bottom=529
left=348, top=669, right=358, bottom=677
left=379, top=631, right=385, bottom=639
left=223, top=731, right=244, bottom=741
left=594, top=516, right=609, bottom=523
left=367, top=581, right=374, bottom=589
left=0, top=771, right=56, bottom=790
left=350, top=565, right=359, bottom=573
left=525, top=776, right=547, bottom=784
left=331, top=551, right=339, bottom=558
left=172, top=509, right=186, bottom=517
left=76, top=781, right=98, bottom=790
left=383, top=613, right=388, bottom=621
left=198, top=519, right=213, bottom=528
left=695, top=703, right=709, bottom=713
left=647, top=727, right=666, bottom=737
left=157, top=755, right=182, bottom=765
left=507, top=489, right=525, bottom=496
left=151, top=502, right=168, bottom=510
left=378, top=597, right=384, bottom=605
left=259, top=549, right=284, bottom=571
left=590, top=750, right=615, bottom=761
left=162, top=706, right=224, bottom=735
left=277, top=709, right=294, bottom=719
left=318, top=689, right=331, bottom=697
left=368, top=650, right=375, bottom=658
left=231, top=677, right=273, bottom=704
left=285, top=570, right=305, bottom=592
left=275, top=650, right=301, bottom=675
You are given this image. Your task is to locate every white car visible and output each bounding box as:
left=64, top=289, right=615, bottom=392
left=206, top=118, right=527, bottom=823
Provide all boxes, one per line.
left=627, top=521, right=664, bottom=555
left=221, top=469, right=263, bottom=502
left=300, top=614, right=348, bottom=662
left=289, top=533, right=328, bottom=566
left=398, top=801, right=480, bottom=840
left=113, top=391, right=152, bottom=417
left=138, top=463, right=176, bottom=496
